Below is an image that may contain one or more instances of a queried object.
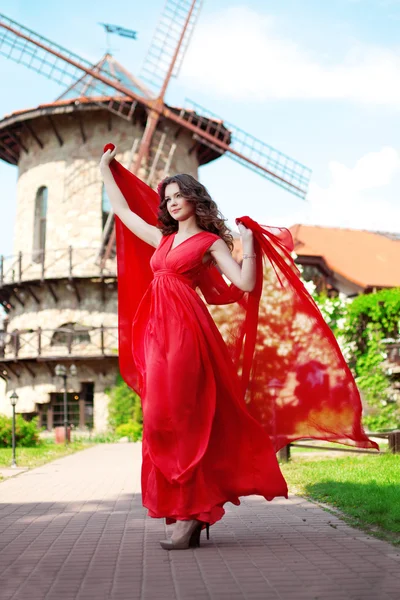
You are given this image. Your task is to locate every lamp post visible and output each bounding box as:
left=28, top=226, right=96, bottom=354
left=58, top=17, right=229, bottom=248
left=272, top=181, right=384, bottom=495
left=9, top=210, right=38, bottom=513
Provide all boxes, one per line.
left=9, top=390, right=19, bottom=468
left=55, top=364, right=77, bottom=445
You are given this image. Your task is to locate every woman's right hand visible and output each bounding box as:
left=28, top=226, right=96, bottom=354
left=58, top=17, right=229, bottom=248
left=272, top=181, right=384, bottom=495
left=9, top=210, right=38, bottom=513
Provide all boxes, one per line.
left=99, top=146, right=117, bottom=173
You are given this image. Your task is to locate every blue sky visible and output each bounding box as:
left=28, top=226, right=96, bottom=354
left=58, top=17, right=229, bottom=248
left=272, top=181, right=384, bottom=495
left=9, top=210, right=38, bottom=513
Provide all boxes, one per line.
left=1, top=0, right=399, bottom=256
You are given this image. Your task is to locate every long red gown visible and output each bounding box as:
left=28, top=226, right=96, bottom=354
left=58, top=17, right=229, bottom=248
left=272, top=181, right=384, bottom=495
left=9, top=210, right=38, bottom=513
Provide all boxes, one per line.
left=104, top=143, right=378, bottom=526
left=134, top=231, right=288, bottom=523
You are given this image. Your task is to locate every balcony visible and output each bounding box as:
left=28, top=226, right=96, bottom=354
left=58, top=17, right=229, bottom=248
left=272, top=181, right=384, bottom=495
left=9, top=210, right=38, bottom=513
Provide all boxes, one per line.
left=0, top=246, right=116, bottom=287
left=0, top=325, right=118, bottom=361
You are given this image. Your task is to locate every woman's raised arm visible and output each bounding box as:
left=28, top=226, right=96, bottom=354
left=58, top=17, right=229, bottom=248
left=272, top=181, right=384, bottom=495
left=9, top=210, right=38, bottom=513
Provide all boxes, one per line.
left=209, top=223, right=257, bottom=293
left=99, top=147, right=162, bottom=248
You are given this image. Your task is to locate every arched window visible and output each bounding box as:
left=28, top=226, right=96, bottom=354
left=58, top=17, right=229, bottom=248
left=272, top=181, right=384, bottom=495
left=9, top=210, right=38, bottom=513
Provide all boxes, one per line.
left=102, top=183, right=111, bottom=230
left=101, top=184, right=114, bottom=256
left=33, top=186, right=48, bottom=262
left=51, top=323, right=91, bottom=348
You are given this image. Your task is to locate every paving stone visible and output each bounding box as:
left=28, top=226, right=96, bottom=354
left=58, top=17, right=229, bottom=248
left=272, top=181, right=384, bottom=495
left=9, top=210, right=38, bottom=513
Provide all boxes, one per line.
left=0, top=443, right=399, bottom=600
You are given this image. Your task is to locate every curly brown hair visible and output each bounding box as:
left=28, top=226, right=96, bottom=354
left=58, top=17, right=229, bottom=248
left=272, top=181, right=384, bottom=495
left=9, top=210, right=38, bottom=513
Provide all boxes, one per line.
left=157, top=174, right=233, bottom=252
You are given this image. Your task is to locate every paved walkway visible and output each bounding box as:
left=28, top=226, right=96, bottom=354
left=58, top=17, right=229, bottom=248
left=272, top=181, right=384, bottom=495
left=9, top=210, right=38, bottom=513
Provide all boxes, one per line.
left=0, top=467, right=28, bottom=479
left=0, top=444, right=399, bottom=600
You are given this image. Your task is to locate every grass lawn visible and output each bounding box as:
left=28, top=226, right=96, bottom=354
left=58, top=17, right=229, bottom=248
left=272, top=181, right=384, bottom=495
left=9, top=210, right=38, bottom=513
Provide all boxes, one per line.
left=0, top=440, right=94, bottom=472
left=282, top=453, right=400, bottom=545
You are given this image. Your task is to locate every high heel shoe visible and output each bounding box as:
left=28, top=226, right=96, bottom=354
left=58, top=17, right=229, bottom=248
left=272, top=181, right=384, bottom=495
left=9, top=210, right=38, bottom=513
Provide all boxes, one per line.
left=159, top=521, right=210, bottom=550
left=189, top=522, right=210, bottom=547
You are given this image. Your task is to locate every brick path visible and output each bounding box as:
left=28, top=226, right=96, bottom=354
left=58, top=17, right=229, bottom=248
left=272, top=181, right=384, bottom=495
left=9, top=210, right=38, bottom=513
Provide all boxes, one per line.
left=0, top=443, right=399, bottom=600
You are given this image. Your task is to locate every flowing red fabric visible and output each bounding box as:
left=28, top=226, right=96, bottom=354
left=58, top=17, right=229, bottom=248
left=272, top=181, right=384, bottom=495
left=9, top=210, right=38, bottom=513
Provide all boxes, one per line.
left=105, top=144, right=378, bottom=523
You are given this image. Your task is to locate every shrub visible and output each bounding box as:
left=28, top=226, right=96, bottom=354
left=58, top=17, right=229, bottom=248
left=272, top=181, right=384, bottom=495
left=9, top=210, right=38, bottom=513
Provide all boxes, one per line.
left=0, top=415, right=40, bottom=447
left=115, top=421, right=143, bottom=442
left=362, top=403, right=399, bottom=432
left=312, top=288, right=400, bottom=431
left=106, top=374, right=143, bottom=439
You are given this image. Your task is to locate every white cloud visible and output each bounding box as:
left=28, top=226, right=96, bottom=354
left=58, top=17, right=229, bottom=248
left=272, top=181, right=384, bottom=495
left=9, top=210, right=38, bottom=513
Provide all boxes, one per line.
left=328, top=147, right=400, bottom=191
left=181, top=6, right=400, bottom=105
left=284, top=147, right=400, bottom=231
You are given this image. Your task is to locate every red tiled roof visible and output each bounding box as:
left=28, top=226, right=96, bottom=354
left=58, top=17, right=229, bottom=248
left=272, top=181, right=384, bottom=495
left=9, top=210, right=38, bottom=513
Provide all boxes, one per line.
left=2, top=95, right=133, bottom=120
left=290, top=224, right=400, bottom=288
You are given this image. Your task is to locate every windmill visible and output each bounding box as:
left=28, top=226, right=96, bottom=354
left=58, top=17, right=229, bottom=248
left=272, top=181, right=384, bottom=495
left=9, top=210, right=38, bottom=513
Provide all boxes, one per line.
left=0, top=0, right=311, bottom=266
left=0, top=1, right=311, bottom=431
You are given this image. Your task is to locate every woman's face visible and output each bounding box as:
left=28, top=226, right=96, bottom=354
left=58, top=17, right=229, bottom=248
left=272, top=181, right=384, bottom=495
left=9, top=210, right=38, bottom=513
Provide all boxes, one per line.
left=164, top=182, right=195, bottom=221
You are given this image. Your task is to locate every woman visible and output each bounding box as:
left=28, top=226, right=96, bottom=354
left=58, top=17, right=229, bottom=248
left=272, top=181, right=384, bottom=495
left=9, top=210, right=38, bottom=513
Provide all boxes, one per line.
left=100, top=145, right=378, bottom=550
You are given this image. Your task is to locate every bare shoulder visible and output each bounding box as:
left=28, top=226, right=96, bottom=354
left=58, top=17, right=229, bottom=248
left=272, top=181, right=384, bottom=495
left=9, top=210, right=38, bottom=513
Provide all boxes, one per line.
left=209, top=237, right=231, bottom=254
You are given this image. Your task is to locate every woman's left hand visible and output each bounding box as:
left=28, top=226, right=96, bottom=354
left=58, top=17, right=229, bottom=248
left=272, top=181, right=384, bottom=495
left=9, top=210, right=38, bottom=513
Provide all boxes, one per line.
left=237, top=221, right=253, bottom=242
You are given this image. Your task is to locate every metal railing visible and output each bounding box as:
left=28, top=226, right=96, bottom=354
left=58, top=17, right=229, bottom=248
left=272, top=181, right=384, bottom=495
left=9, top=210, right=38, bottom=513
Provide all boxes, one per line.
left=0, top=325, right=118, bottom=359
left=279, top=430, right=400, bottom=461
left=0, top=246, right=117, bottom=287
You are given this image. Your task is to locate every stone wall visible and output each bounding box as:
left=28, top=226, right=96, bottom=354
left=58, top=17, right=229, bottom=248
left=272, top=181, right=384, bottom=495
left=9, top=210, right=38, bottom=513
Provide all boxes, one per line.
left=13, top=109, right=200, bottom=258
left=15, top=111, right=139, bottom=256
left=0, top=378, right=7, bottom=415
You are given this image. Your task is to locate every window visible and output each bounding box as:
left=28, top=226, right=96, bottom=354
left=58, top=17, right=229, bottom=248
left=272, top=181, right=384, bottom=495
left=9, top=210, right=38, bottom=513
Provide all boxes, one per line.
left=10, top=329, right=20, bottom=356
left=301, top=265, right=326, bottom=294
left=33, top=186, right=48, bottom=262
left=389, top=346, right=400, bottom=363
left=81, top=382, right=94, bottom=430
left=101, top=184, right=115, bottom=256
left=51, top=322, right=91, bottom=348
left=40, top=383, right=94, bottom=430
left=39, top=404, right=48, bottom=430
left=102, top=183, right=112, bottom=230
left=0, top=328, right=6, bottom=358
left=50, top=392, right=80, bottom=428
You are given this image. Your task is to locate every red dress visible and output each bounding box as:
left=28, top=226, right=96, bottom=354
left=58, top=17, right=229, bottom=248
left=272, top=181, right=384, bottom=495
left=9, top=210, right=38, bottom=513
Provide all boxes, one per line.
left=103, top=143, right=378, bottom=526
left=133, top=231, right=288, bottom=524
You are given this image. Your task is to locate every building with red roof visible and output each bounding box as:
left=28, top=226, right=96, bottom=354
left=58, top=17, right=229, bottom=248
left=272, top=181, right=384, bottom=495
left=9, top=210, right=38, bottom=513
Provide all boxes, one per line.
left=289, top=224, right=400, bottom=296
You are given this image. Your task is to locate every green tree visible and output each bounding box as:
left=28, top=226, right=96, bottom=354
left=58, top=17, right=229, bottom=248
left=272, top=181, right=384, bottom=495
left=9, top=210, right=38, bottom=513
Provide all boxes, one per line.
left=106, top=374, right=143, bottom=433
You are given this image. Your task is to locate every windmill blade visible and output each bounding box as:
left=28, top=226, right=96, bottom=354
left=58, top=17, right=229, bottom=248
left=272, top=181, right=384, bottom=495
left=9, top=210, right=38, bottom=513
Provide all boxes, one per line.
left=140, top=0, right=203, bottom=94
left=0, top=14, right=101, bottom=88
left=0, top=13, right=150, bottom=120
left=167, top=100, right=311, bottom=200
left=0, top=13, right=311, bottom=198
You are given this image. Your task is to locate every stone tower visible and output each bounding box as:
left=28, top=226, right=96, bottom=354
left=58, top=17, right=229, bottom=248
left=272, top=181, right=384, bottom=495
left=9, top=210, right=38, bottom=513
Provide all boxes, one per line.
left=0, top=55, right=223, bottom=432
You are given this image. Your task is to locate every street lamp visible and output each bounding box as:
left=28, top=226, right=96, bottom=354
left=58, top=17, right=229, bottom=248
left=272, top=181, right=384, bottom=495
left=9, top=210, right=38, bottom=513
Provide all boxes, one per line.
left=55, top=364, right=77, bottom=445
left=9, top=390, right=19, bottom=468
